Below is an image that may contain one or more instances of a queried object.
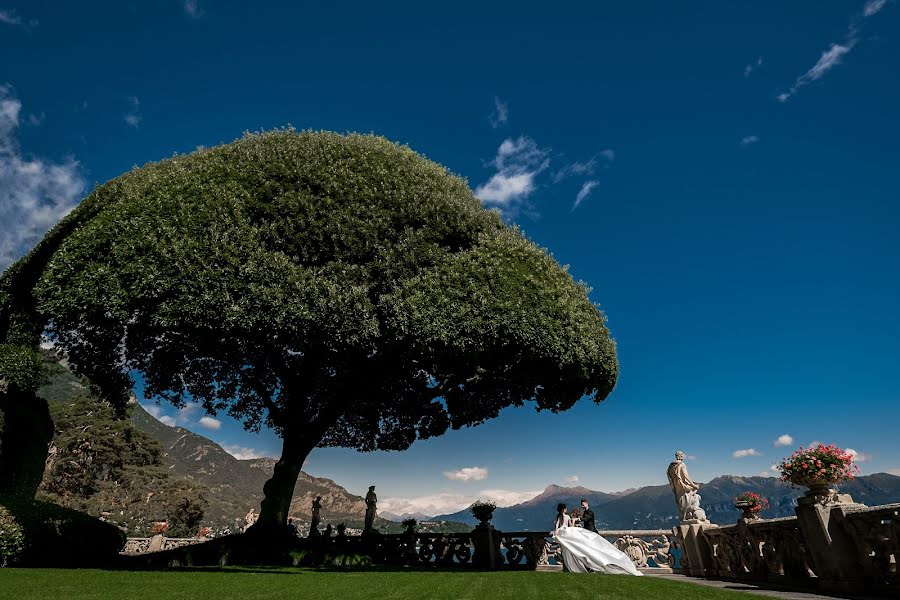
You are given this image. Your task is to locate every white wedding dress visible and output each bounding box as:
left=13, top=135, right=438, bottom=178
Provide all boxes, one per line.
left=552, top=514, right=642, bottom=575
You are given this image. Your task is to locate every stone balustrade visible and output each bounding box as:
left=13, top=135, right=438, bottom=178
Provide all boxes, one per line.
left=121, top=528, right=678, bottom=573
left=677, top=499, right=899, bottom=597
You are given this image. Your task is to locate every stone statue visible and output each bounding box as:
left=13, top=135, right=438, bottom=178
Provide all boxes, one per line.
left=243, top=508, right=257, bottom=532
left=667, top=451, right=708, bottom=523
left=309, top=496, right=322, bottom=537
left=364, top=485, right=378, bottom=532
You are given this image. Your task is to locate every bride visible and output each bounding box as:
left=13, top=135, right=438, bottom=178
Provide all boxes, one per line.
left=552, top=503, right=642, bottom=575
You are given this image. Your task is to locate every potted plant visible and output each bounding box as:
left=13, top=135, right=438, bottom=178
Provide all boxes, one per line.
left=470, top=500, right=497, bottom=524
left=776, top=443, right=859, bottom=495
left=401, top=518, right=417, bottom=535
left=734, top=491, right=769, bottom=520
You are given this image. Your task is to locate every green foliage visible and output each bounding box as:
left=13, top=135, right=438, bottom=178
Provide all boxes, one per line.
left=38, top=396, right=208, bottom=536
left=21, top=130, right=616, bottom=450
left=0, top=495, right=125, bottom=567
left=0, top=505, right=25, bottom=567
left=0, top=344, right=44, bottom=393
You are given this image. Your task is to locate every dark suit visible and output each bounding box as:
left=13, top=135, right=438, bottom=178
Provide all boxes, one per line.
left=581, top=507, right=597, bottom=532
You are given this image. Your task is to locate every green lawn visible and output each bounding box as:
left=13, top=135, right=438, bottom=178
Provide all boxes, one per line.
left=0, top=568, right=770, bottom=600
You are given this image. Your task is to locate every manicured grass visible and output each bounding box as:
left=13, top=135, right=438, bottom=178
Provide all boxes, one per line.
left=0, top=568, right=770, bottom=600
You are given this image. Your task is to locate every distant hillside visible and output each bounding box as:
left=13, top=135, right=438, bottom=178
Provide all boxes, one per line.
left=36, top=352, right=468, bottom=533
left=436, top=474, right=900, bottom=531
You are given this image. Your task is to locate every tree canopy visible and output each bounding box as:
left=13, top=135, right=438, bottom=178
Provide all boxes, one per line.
left=0, top=130, right=618, bottom=527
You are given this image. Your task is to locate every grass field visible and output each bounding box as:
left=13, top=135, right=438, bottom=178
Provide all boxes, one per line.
left=0, top=568, right=771, bottom=600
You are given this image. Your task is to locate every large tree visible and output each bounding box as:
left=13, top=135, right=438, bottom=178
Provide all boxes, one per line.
left=0, top=131, right=618, bottom=532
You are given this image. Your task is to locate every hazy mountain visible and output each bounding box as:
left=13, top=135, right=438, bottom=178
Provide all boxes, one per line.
left=436, top=474, right=900, bottom=531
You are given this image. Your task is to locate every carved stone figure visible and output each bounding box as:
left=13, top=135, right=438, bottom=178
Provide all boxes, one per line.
left=667, top=451, right=708, bottom=523
left=364, top=485, right=378, bottom=532
left=309, top=496, right=322, bottom=537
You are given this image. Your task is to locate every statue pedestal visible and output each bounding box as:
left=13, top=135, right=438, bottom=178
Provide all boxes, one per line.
left=471, top=523, right=502, bottom=570
left=794, top=490, right=863, bottom=584
left=674, top=522, right=717, bottom=577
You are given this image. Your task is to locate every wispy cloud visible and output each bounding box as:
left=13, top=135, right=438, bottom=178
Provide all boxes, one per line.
left=0, top=85, right=85, bottom=272
left=184, top=0, right=205, bottom=19
left=744, top=57, right=763, bottom=78
left=554, top=150, right=614, bottom=183
left=572, top=180, right=599, bottom=211
left=474, top=136, right=549, bottom=213
left=777, top=2, right=889, bottom=102
left=740, top=135, right=759, bottom=147
left=774, top=434, right=794, bottom=447
left=563, top=475, right=580, bottom=484
left=0, top=8, right=38, bottom=30
left=733, top=448, right=762, bottom=459
left=846, top=448, right=872, bottom=462
left=124, top=96, right=142, bottom=129
left=489, top=96, right=509, bottom=128
left=443, top=466, right=489, bottom=481
left=222, top=444, right=271, bottom=460
left=863, top=0, right=888, bottom=17
left=198, top=416, right=222, bottom=430
left=888, top=468, right=900, bottom=476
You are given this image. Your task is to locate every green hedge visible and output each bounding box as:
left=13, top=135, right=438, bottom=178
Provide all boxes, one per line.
left=0, top=496, right=125, bottom=567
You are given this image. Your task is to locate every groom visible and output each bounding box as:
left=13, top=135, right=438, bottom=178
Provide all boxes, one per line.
left=580, top=498, right=598, bottom=533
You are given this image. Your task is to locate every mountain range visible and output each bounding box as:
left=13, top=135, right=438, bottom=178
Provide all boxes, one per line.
left=35, top=352, right=900, bottom=534
left=434, top=473, right=900, bottom=531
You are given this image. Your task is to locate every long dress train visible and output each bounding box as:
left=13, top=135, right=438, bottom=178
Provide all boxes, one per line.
left=552, top=515, right=642, bottom=575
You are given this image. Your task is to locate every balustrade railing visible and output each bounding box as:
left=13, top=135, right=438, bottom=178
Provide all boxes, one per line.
left=702, top=516, right=815, bottom=582
left=121, top=528, right=678, bottom=572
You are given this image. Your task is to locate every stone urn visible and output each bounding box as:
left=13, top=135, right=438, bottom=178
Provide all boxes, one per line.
left=734, top=500, right=761, bottom=521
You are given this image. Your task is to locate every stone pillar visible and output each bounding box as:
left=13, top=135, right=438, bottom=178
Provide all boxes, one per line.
left=674, top=522, right=717, bottom=577
left=471, top=522, right=502, bottom=570
left=794, top=487, right=863, bottom=590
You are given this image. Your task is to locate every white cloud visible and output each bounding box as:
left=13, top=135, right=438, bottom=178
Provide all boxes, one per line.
left=744, top=57, right=763, bottom=78
left=26, top=112, right=44, bottom=126
left=733, top=448, right=762, bottom=459
left=863, top=0, right=887, bottom=17
left=572, top=180, right=599, bottom=211
left=777, top=39, right=855, bottom=102
left=222, top=444, right=269, bottom=460
left=198, top=416, right=222, bottom=430
left=770, top=464, right=780, bottom=472
left=474, top=137, right=549, bottom=212
left=563, top=475, right=580, bottom=484
left=740, top=135, right=759, bottom=147
left=443, top=466, right=489, bottom=481
left=888, top=468, right=900, bottom=476
left=381, top=488, right=541, bottom=517
left=142, top=403, right=164, bottom=419
left=489, top=96, right=508, bottom=128
left=846, top=448, right=872, bottom=462
left=599, top=149, right=615, bottom=163
left=124, top=96, right=142, bottom=129
left=0, top=85, right=86, bottom=272
left=184, top=0, right=205, bottom=18
left=0, top=8, right=37, bottom=29
left=686, top=454, right=697, bottom=461
left=479, top=489, right=542, bottom=507
left=774, top=434, right=794, bottom=447
left=159, top=415, right=177, bottom=427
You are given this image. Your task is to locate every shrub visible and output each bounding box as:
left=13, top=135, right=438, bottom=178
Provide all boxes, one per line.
left=470, top=500, right=497, bottom=521
left=0, top=495, right=125, bottom=567
left=0, top=505, right=25, bottom=567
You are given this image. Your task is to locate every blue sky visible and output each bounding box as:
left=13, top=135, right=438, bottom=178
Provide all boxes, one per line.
left=2, top=1, right=899, bottom=516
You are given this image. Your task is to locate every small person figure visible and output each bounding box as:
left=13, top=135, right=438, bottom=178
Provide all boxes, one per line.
left=287, top=517, right=298, bottom=537
left=324, top=523, right=333, bottom=538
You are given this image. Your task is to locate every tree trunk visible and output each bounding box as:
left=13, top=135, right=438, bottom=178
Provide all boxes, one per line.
left=252, top=436, right=313, bottom=535
left=0, top=388, right=54, bottom=498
